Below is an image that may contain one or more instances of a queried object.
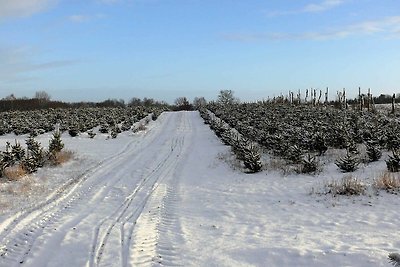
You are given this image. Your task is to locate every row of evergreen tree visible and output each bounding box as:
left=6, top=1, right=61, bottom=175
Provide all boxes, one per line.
left=199, top=109, right=262, bottom=173
left=0, top=130, right=65, bottom=179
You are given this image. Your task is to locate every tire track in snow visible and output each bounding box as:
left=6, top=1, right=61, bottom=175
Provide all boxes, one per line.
left=94, top=112, right=191, bottom=266
left=0, top=114, right=172, bottom=266
left=129, top=112, right=192, bottom=267
left=90, top=136, right=184, bottom=266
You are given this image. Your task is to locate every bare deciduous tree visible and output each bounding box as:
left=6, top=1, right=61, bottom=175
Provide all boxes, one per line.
left=174, top=97, right=192, bottom=110
left=217, top=90, right=239, bottom=105
left=129, top=97, right=142, bottom=106
left=193, top=97, right=207, bottom=110
left=34, top=91, right=51, bottom=101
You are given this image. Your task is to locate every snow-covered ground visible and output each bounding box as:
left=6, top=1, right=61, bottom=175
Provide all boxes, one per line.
left=0, top=111, right=398, bottom=266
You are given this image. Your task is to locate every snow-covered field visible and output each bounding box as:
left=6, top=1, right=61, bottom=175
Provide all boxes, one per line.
left=0, top=111, right=398, bottom=266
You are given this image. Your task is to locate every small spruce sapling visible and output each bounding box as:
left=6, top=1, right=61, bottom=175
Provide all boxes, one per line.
left=99, top=124, right=109, bottom=134
left=87, top=130, right=96, bottom=138
left=365, top=140, right=382, bottom=162
left=11, top=140, right=25, bottom=162
left=243, top=144, right=262, bottom=173
left=285, top=145, right=303, bottom=163
left=314, top=133, right=328, bottom=156
left=0, top=142, right=13, bottom=175
left=49, top=129, right=64, bottom=154
left=335, top=151, right=359, bottom=172
left=110, top=127, right=118, bottom=139
left=346, top=138, right=359, bottom=154
left=68, top=126, right=79, bottom=137
left=300, top=154, right=318, bottom=174
left=386, top=150, right=400, bottom=172
left=25, top=135, right=45, bottom=168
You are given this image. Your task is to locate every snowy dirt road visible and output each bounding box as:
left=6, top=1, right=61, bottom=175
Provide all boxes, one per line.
left=0, top=112, right=193, bottom=267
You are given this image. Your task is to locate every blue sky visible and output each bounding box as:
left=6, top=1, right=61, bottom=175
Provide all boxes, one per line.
left=0, top=0, right=399, bottom=103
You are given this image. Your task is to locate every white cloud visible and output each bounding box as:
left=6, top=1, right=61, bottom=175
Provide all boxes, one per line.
left=0, top=46, right=78, bottom=83
left=97, top=0, right=121, bottom=4
left=302, top=0, right=344, bottom=13
left=267, top=0, right=345, bottom=17
left=0, top=0, right=56, bottom=18
left=223, top=16, right=400, bottom=42
left=68, top=14, right=90, bottom=23
left=68, top=13, right=106, bottom=23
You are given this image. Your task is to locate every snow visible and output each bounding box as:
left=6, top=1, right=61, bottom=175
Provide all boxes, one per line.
left=0, top=111, right=398, bottom=266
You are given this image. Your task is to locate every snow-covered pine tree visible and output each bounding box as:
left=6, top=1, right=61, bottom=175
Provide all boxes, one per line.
left=87, top=130, right=96, bottom=138
left=49, top=129, right=64, bottom=154
left=385, top=127, right=400, bottom=151
left=285, top=144, right=303, bottom=163
left=335, top=151, right=359, bottom=172
left=365, top=140, right=382, bottom=162
left=26, top=135, right=45, bottom=168
left=22, top=156, right=39, bottom=173
left=346, top=137, right=359, bottom=154
left=120, top=121, right=132, bottom=131
left=11, top=140, right=25, bottom=162
left=0, top=142, right=14, bottom=175
left=300, top=154, right=318, bottom=174
left=110, top=127, right=118, bottom=139
left=220, top=128, right=234, bottom=146
left=243, top=144, right=262, bottom=173
left=99, top=124, right=109, bottom=134
left=386, top=150, right=400, bottom=172
left=68, top=126, right=79, bottom=137
left=313, top=133, right=328, bottom=156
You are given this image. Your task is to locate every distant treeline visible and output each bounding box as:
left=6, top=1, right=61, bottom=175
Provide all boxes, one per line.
left=347, top=93, right=400, bottom=105
left=0, top=95, right=169, bottom=112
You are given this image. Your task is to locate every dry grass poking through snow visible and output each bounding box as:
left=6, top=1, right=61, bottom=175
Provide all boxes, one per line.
left=3, top=165, right=27, bottom=181
left=1, top=176, right=34, bottom=196
left=374, top=172, right=400, bottom=192
left=268, top=157, right=292, bottom=175
left=132, top=123, right=147, bottom=133
left=322, top=175, right=366, bottom=196
left=51, top=150, right=74, bottom=165
left=216, top=151, right=242, bottom=171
